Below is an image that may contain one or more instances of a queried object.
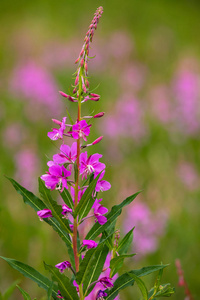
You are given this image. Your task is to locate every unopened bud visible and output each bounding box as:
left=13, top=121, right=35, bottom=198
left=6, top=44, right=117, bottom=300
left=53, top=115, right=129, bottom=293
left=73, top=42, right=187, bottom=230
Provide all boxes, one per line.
left=85, top=79, right=90, bottom=88
left=75, top=75, right=79, bottom=86
left=52, top=119, right=62, bottom=126
left=59, top=91, right=68, bottom=98
left=80, top=58, right=84, bottom=68
left=85, top=62, right=88, bottom=72
left=75, top=57, right=80, bottom=64
left=92, top=136, right=103, bottom=145
left=93, top=112, right=104, bottom=118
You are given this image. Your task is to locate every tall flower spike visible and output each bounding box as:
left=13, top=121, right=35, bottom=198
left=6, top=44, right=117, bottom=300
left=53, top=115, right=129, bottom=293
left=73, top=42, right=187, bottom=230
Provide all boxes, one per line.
left=74, top=7, right=103, bottom=92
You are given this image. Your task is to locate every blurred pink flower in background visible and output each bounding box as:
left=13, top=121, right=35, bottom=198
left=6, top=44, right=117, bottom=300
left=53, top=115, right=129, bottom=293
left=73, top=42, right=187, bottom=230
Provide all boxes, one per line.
left=102, top=94, right=147, bottom=141
left=3, top=122, right=27, bottom=149
left=124, top=202, right=167, bottom=257
left=177, top=161, right=199, bottom=191
left=9, top=61, right=62, bottom=120
left=149, top=84, right=172, bottom=124
left=15, top=148, right=40, bottom=191
left=173, top=67, right=200, bottom=135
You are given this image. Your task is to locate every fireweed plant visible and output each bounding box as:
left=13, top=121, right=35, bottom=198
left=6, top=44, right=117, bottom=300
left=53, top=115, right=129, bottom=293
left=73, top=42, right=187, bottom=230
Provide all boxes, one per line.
left=1, top=7, right=174, bottom=300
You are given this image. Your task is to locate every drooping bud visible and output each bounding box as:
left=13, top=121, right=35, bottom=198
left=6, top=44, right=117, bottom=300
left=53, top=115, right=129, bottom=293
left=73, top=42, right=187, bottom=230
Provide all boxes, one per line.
left=52, top=118, right=62, bottom=126
left=92, top=136, right=103, bottom=145
left=93, top=112, right=104, bottom=118
left=37, top=209, right=53, bottom=221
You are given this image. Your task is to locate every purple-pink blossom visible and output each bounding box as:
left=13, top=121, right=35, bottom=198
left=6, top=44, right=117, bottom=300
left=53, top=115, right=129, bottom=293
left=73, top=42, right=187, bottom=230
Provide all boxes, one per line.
left=82, top=239, right=98, bottom=249
left=53, top=142, right=77, bottom=171
left=96, top=290, right=107, bottom=300
left=41, top=164, right=71, bottom=192
left=99, top=277, right=113, bottom=288
left=55, top=261, right=71, bottom=273
left=95, top=171, right=111, bottom=192
left=80, top=152, right=105, bottom=179
left=61, top=205, right=73, bottom=218
left=37, top=209, right=52, bottom=220
left=93, top=199, right=108, bottom=225
left=70, top=120, right=91, bottom=141
left=48, top=117, right=67, bottom=140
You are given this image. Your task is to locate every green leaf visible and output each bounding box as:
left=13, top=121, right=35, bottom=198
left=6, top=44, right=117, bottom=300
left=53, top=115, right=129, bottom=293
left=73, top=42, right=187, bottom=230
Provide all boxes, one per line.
left=16, top=285, right=31, bottom=300
left=39, top=178, right=71, bottom=234
left=0, top=257, right=58, bottom=299
left=117, top=227, right=135, bottom=255
left=128, top=273, right=148, bottom=300
left=101, top=231, right=113, bottom=251
left=76, top=243, right=109, bottom=296
left=86, top=191, right=141, bottom=241
left=44, top=263, right=79, bottom=300
left=7, top=177, right=72, bottom=249
left=47, top=281, right=54, bottom=300
left=105, top=264, right=168, bottom=300
left=110, top=254, right=136, bottom=277
left=0, top=292, right=3, bottom=300
left=74, top=173, right=101, bottom=221
left=3, top=279, right=20, bottom=300
left=60, top=188, right=73, bottom=210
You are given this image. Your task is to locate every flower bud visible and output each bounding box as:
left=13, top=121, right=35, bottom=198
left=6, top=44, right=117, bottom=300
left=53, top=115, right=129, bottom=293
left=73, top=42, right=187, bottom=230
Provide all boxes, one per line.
left=80, top=58, right=84, bottom=67
left=92, top=136, right=103, bottom=145
left=93, top=112, right=104, bottom=118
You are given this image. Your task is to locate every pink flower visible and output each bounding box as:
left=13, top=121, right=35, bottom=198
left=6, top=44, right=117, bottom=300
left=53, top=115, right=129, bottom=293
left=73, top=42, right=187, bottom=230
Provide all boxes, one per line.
left=80, top=152, right=105, bottom=179
left=53, top=142, right=77, bottom=171
left=48, top=117, right=67, bottom=140
left=41, top=164, right=71, bottom=192
left=70, top=120, right=91, bottom=141
left=61, top=205, right=73, bottom=218
left=95, top=171, right=111, bottom=192
left=99, top=277, right=113, bottom=288
left=37, top=209, right=52, bottom=220
left=93, top=199, right=108, bottom=225
left=55, top=261, right=71, bottom=273
left=82, top=239, right=98, bottom=249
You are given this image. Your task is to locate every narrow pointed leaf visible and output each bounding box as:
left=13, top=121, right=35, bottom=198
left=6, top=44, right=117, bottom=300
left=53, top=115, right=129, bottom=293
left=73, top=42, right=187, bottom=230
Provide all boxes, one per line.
left=47, top=281, right=54, bottom=300
left=84, top=244, right=109, bottom=296
left=117, top=227, right=135, bottom=255
left=86, top=191, right=141, bottom=241
left=0, top=257, right=58, bottom=299
left=7, top=177, right=73, bottom=263
left=74, top=173, right=101, bottom=220
left=105, top=264, right=169, bottom=300
left=16, top=285, right=31, bottom=300
left=44, top=263, right=79, bottom=300
left=39, top=178, right=71, bottom=234
left=76, top=243, right=109, bottom=296
left=60, top=188, right=73, bottom=210
left=128, top=273, right=148, bottom=300
left=110, top=254, right=136, bottom=277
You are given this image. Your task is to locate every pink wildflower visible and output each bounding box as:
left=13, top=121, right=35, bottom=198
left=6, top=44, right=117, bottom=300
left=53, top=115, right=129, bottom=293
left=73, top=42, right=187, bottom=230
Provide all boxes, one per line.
left=48, top=117, right=67, bottom=140
left=80, top=152, right=105, bottom=179
left=93, top=199, right=108, bottom=225
left=70, top=120, right=91, bottom=141
left=53, top=142, right=77, bottom=171
left=41, top=164, right=71, bottom=192
left=95, top=171, right=111, bottom=192
left=37, top=209, right=52, bottom=221
left=82, top=239, right=98, bottom=249
left=55, top=261, right=71, bottom=273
